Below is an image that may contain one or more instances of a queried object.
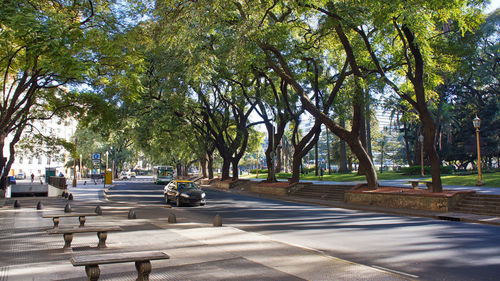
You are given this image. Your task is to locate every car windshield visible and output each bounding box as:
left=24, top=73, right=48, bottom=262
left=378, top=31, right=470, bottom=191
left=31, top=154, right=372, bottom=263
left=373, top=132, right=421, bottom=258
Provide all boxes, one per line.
left=177, top=182, right=199, bottom=190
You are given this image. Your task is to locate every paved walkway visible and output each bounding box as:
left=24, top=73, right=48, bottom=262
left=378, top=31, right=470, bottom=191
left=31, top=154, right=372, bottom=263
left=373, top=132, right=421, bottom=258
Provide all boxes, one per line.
left=0, top=183, right=410, bottom=281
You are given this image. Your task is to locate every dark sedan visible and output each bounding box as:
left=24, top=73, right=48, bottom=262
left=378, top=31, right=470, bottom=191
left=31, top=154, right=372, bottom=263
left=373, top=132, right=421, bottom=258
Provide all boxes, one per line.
left=164, top=180, right=206, bottom=207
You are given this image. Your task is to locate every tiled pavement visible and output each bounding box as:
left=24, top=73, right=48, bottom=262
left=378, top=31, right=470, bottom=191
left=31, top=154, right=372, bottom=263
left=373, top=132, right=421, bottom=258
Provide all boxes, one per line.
left=0, top=194, right=410, bottom=281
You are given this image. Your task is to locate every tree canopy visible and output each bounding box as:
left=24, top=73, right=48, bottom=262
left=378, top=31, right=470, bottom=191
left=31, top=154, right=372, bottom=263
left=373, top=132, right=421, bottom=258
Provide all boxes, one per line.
left=2, top=0, right=498, bottom=193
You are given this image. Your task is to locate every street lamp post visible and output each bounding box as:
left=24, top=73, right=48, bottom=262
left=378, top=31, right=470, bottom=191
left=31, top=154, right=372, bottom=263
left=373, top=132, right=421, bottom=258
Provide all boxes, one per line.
left=473, top=116, right=484, bottom=186
left=419, top=134, right=424, bottom=177
left=110, top=146, right=113, bottom=179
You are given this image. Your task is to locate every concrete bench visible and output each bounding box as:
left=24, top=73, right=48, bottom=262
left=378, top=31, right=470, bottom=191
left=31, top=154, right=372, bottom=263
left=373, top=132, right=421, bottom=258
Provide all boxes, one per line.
left=42, top=212, right=99, bottom=228
left=46, top=226, right=122, bottom=249
left=408, top=180, right=433, bottom=189
left=70, top=251, right=169, bottom=281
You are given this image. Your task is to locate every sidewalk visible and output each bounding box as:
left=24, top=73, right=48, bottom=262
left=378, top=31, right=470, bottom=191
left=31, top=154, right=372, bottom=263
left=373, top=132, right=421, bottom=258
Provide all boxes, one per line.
left=0, top=185, right=411, bottom=280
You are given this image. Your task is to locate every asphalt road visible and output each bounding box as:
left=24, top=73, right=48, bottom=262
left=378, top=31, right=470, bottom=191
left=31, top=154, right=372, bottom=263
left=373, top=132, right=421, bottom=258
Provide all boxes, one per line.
left=106, top=180, right=500, bottom=281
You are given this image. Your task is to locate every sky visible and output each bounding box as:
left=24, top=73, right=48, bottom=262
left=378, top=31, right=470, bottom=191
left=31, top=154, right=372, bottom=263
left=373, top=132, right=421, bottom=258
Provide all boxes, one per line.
left=487, top=0, right=500, bottom=12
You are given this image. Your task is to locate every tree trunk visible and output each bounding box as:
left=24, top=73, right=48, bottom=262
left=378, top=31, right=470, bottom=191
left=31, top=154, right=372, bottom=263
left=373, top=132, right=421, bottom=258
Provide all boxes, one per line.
left=1, top=127, right=23, bottom=192
left=326, top=129, right=331, bottom=174
left=231, top=158, right=239, bottom=180
left=347, top=136, right=378, bottom=187
left=276, top=143, right=282, bottom=173
left=358, top=111, right=368, bottom=175
left=403, top=121, right=413, bottom=166
left=423, top=121, right=442, bottom=192
left=265, top=149, right=276, bottom=182
left=283, top=145, right=290, bottom=173
left=221, top=157, right=231, bottom=180
left=291, top=124, right=321, bottom=183
left=207, top=153, right=214, bottom=179
left=338, top=119, right=349, bottom=173
left=200, top=155, right=208, bottom=178
left=176, top=162, right=182, bottom=178
left=291, top=152, right=302, bottom=183
left=264, top=123, right=277, bottom=182
left=366, top=103, right=373, bottom=159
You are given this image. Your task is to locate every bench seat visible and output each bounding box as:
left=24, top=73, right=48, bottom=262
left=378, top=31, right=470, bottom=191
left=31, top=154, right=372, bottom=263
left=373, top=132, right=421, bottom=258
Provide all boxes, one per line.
left=46, top=226, right=122, bottom=249
left=408, top=180, right=433, bottom=189
left=42, top=212, right=99, bottom=228
left=71, top=251, right=169, bottom=281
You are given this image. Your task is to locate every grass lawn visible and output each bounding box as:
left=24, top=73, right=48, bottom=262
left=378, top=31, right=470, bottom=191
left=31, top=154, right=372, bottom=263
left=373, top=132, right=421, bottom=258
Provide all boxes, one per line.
left=241, top=171, right=422, bottom=181
left=241, top=171, right=500, bottom=187
left=435, top=172, right=500, bottom=187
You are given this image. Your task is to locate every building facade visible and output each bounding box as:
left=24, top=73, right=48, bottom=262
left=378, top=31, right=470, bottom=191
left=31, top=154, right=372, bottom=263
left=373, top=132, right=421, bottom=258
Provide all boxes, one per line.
left=4, top=117, right=77, bottom=180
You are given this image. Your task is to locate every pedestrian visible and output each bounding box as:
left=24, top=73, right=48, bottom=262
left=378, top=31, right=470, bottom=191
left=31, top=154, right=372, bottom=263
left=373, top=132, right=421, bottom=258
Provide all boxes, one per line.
left=31, top=173, right=34, bottom=183
left=39, top=175, right=43, bottom=185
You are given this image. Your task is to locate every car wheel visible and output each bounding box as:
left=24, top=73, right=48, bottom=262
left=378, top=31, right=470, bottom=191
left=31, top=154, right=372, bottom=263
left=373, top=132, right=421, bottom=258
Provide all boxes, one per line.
left=165, top=194, right=170, bottom=204
left=176, top=197, right=182, bottom=207
left=200, top=202, right=206, bottom=206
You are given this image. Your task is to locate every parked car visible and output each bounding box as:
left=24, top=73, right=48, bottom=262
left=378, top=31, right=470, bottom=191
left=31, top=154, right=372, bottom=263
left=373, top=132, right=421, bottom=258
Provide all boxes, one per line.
left=8, top=176, right=16, bottom=185
left=164, top=180, right=206, bottom=207
left=119, top=171, right=128, bottom=180
left=119, top=171, right=136, bottom=180
left=15, top=172, right=25, bottom=179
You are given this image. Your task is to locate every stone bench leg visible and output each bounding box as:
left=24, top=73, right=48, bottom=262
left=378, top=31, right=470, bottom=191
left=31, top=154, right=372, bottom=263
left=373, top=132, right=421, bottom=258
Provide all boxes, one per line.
left=410, top=182, right=418, bottom=189
left=425, top=182, right=433, bottom=190
left=79, top=216, right=86, bottom=227
left=85, top=264, right=100, bottom=281
left=135, top=260, right=152, bottom=281
left=97, top=231, right=108, bottom=248
left=63, top=233, right=73, bottom=249
left=53, top=217, right=60, bottom=228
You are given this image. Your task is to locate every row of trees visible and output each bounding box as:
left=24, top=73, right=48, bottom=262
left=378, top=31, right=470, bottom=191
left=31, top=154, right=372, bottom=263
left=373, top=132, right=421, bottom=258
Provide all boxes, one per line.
left=1, top=1, right=498, bottom=195
left=122, top=0, right=496, bottom=192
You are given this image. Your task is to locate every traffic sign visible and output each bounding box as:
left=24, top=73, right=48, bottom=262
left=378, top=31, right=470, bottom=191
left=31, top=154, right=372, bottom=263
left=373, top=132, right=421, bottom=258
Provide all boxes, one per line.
left=92, top=153, right=101, bottom=160
left=92, top=159, right=101, bottom=165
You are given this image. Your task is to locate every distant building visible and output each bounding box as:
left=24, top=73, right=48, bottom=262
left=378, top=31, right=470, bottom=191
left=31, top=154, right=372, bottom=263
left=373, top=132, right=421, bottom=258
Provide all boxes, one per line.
left=4, top=117, right=77, bottom=179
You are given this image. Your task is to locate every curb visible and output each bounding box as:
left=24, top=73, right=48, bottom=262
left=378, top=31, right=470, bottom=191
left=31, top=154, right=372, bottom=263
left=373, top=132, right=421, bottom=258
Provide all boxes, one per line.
left=100, top=184, right=116, bottom=202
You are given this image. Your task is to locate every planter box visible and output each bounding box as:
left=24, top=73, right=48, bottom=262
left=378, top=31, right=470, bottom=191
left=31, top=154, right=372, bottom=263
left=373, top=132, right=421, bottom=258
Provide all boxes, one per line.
left=248, top=182, right=310, bottom=196
left=250, top=184, right=289, bottom=196
left=215, top=179, right=250, bottom=189
left=200, top=178, right=218, bottom=185
left=345, top=189, right=474, bottom=212
left=10, top=184, right=48, bottom=197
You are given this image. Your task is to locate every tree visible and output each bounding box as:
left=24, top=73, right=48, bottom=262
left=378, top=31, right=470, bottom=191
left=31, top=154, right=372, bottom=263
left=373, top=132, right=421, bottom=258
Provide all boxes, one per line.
left=333, top=0, right=486, bottom=192
left=439, top=9, right=499, bottom=169
left=194, top=80, right=259, bottom=180
left=245, top=73, right=292, bottom=182
left=0, top=0, right=122, bottom=193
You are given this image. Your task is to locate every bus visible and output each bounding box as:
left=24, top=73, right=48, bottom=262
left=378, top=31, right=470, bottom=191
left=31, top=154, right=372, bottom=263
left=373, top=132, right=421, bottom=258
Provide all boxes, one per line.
left=153, top=165, right=174, bottom=184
